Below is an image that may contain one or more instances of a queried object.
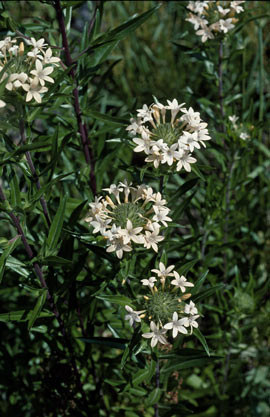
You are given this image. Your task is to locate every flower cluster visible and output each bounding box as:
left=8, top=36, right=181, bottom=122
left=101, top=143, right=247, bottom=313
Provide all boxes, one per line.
left=124, top=262, right=199, bottom=347
left=229, top=115, right=250, bottom=141
left=126, top=99, right=211, bottom=172
left=186, top=1, right=245, bottom=42
left=0, top=36, right=60, bottom=104
left=85, top=181, right=171, bottom=258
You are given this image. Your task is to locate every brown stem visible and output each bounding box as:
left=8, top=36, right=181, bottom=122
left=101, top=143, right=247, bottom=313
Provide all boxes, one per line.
left=19, top=119, right=51, bottom=228
left=0, top=183, right=88, bottom=408
left=54, top=0, right=96, bottom=194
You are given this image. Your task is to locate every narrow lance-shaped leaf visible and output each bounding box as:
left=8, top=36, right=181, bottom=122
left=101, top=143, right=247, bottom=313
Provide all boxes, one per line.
left=28, top=289, right=48, bottom=330
left=46, top=195, right=67, bottom=252
left=0, top=235, right=21, bottom=283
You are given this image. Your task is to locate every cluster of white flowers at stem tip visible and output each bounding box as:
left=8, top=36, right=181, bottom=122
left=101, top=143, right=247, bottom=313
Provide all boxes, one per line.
left=186, top=1, right=245, bottom=42
left=0, top=36, right=60, bottom=104
left=85, top=181, right=172, bottom=259
left=228, top=115, right=250, bottom=141
left=126, top=98, right=211, bottom=172
left=124, top=262, right=199, bottom=347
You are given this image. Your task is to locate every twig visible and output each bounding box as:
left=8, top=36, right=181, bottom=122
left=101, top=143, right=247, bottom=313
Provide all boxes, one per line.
left=54, top=0, right=96, bottom=195
left=0, top=183, right=88, bottom=409
left=19, top=119, right=51, bottom=228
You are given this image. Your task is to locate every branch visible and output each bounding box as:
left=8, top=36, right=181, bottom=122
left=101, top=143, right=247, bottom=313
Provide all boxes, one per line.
left=54, top=0, right=96, bottom=194
left=0, top=183, right=88, bottom=409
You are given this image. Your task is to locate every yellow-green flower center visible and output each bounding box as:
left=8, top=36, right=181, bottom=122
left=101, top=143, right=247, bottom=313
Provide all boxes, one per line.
left=112, top=202, right=146, bottom=228
left=146, top=292, right=180, bottom=323
left=152, top=123, right=182, bottom=146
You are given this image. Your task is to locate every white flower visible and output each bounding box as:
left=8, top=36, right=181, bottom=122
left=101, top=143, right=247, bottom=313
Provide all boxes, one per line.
left=144, top=228, right=164, bottom=253
left=137, top=104, right=153, bottom=123
left=42, top=48, right=61, bottom=66
left=161, top=143, right=182, bottom=166
left=85, top=183, right=169, bottom=257
left=184, top=300, right=198, bottom=315
left=152, top=206, right=172, bottom=227
left=145, top=151, right=163, bottom=168
left=196, top=26, right=214, bottom=42
left=27, top=47, right=43, bottom=61
left=133, top=130, right=153, bottom=154
left=142, top=321, right=167, bottom=347
left=180, top=107, right=201, bottom=128
left=27, top=37, right=47, bottom=51
left=91, top=218, right=111, bottom=234
left=12, top=72, right=29, bottom=89
left=151, top=262, right=175, bottom=280
left=129, top=99, right=210, bottom=171
left=187, top=315, right=200, bottom=333
left=164, top=312, right=189, bottom=338
left=230, top=1, right=245, bottom=14
left=124, top=305, right=145, bottom=327
left=179, top=131, right=200, bottom=153
left=217, top=5, right=230, bottom=16
left=166, top=99, right=186, bottom=124
left=176, top=152, right=197, bottom=172
left=141, top=277, right=157, bottom=288
left=240, top=132, right=249, bottom=140
left=171, top=272, right=194, bottom=293
left=186, top=13, right=208, bottom=30
left=30, top=60, right=54, bottom=86
left=229, top=115, right=239, bottom=125
left=106, top=235, right=132, bottom=259
left=0, top=99, right=6, bottom=108
left=219, top=18, right=235, bottom=34
left=121, top=219, right=144, bottom=244
left=103, top=183, right=123, bottom=204
left=197, top=128, right=211, bottom=147
left=22, top=78, right=48, bottom=103
left=126, top=118, right=142, bottom=135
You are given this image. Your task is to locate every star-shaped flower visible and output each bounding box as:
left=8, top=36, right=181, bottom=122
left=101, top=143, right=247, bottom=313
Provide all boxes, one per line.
left=164, top=312, right=189, bottom=338
left=124, top=306, right=145, bottom=327
left=142, top=321, right=167, bottom=347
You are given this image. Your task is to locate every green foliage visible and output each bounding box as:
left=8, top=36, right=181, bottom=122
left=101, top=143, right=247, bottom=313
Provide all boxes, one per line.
left=0, top=1, right=270, bottom=417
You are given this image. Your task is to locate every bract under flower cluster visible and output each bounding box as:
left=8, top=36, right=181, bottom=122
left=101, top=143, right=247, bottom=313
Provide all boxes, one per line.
left=0, top=36, right=60, bottom=104
left=186, top=1, right=245, bottom=42
left=85, top=181, right=171, bottom=259
left=124, top=262, right=199, bottom=347
left=126, top=98, right=211, bottom=172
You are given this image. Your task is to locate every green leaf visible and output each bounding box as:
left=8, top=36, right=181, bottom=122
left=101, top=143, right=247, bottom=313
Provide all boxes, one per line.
left=0, top=236, right=21, bottom=283
left=0, top=309, right=53, bottom=322
left=78, top=337, right=128, bottom=349
left=192, top=269, right=209, bottom=293
left=46, top=195, right=67, bottom=252
left=96, top=5, right=160, bottom=43
left=132, top=368, right=151, bottom=387
left=193, top=328, right=210, bottom=357
left=84, top=109, right=128, bottom=127
left=9, top=169, right=21, bottom=208
left=40, top=256, right=73, bottom=266
left=96, top=294, right=134, bottom=307
left=27, top=289, right=48, bottom=330
left=161, top=356, right=216, bottom=374
left=128, top=387, right=147, bottom=397
left=146, top=388, right=162, bottom=406
left=192, top=284, right=224, bottom=303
